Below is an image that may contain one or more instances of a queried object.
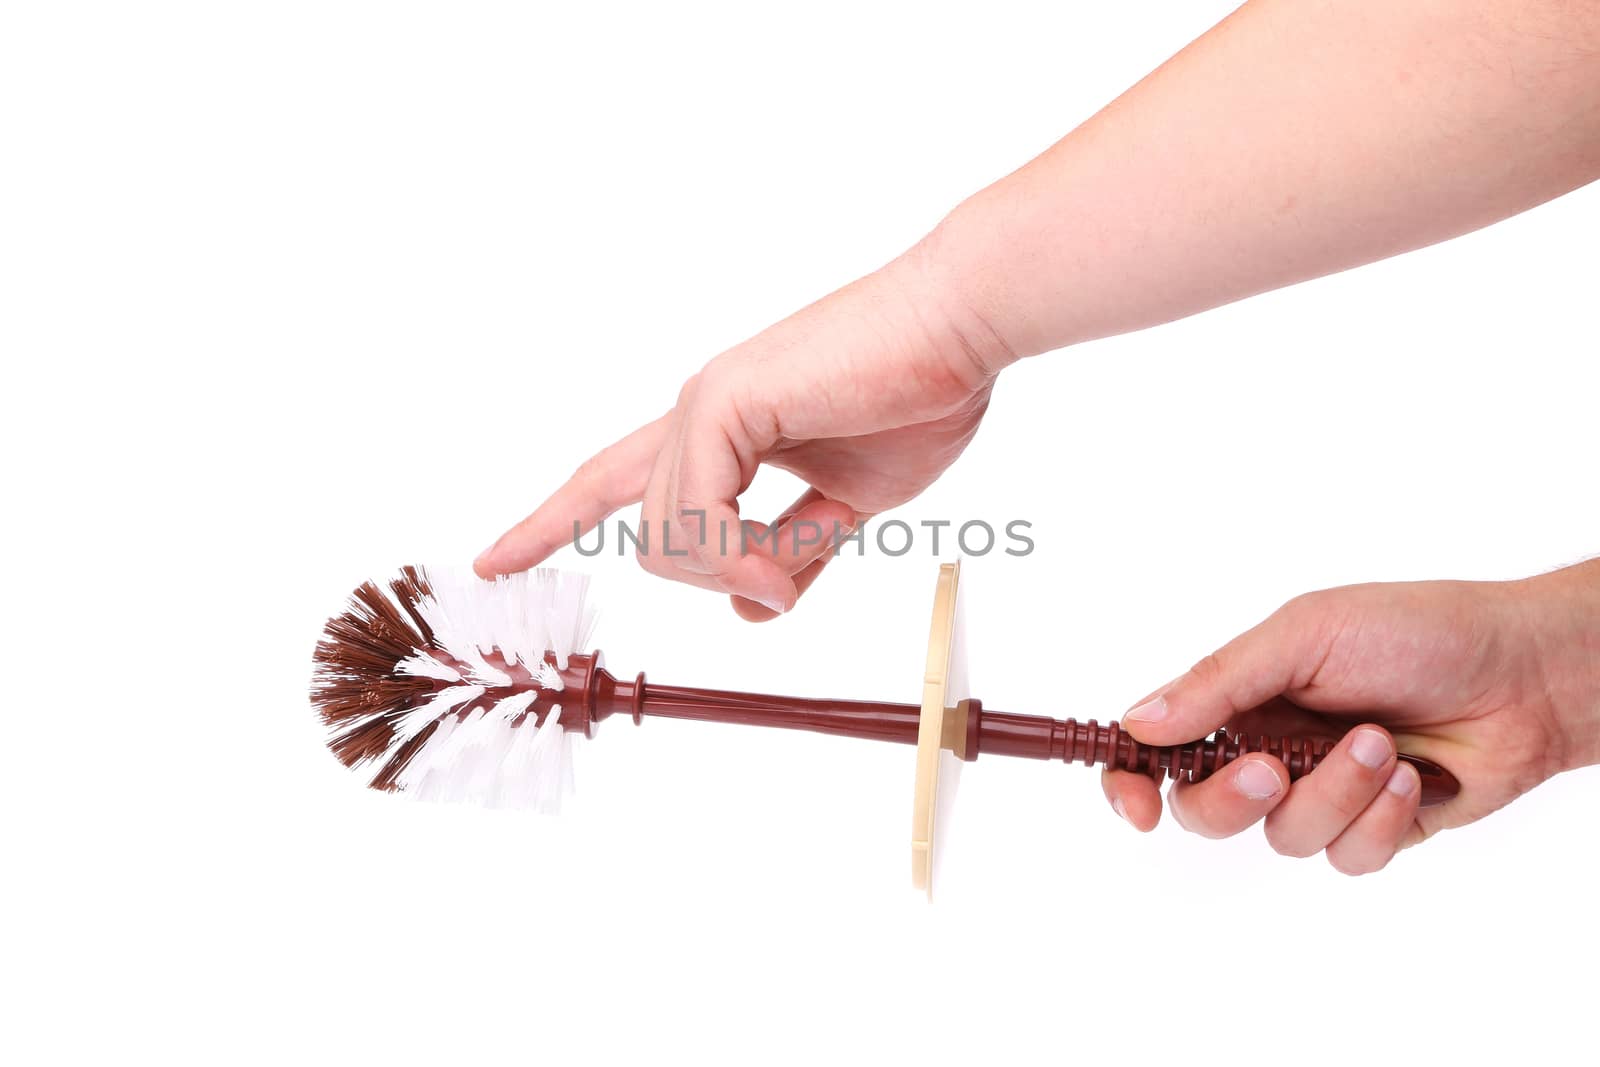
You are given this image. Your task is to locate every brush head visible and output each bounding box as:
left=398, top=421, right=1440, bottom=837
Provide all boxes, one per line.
left=310, top=565, right=597, bottom=813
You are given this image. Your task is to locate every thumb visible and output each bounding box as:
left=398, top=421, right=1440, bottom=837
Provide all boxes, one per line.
left=1123, top=594, right=1338, bottom=745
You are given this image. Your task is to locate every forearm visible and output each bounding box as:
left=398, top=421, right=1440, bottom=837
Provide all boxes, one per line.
left=921, top=0, right=1600, bottom=363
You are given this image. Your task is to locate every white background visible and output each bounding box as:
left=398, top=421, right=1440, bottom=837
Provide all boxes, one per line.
left=4, top=2, right=1597, bottom=1063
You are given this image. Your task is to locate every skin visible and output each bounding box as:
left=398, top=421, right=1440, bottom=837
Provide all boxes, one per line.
left=1104, top=560, right=1600, bottom=873
left=476, top=0, right=1600, bottom=868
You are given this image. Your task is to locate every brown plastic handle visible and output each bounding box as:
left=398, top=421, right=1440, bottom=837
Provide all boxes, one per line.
left=528, top=655, right=1462, bottom=808
left=963, top=707, right=1461, bottom=807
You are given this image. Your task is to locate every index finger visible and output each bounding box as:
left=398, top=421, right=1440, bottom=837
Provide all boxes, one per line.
left=474, top=414, right=672, bottom=577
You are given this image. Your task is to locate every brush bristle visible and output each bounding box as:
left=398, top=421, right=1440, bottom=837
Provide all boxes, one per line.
left=310, top=566, right=596, bottom=813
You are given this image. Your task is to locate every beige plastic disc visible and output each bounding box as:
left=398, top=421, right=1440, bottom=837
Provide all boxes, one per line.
left=911, top=561, right=971, bottom=897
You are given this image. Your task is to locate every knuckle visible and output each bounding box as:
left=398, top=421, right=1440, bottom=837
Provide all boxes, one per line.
left=634, top=543, right=669, bottom=577
left=1280, top=587, right=1340, bottom=621
left=1323, top=784, right=1372, bottom=825
left=1262, top=817, right=1319, bottom=859
left=691, top=359, right=737, bottom=399
left=570, top=455, right=626, bottom=515
left=1274, top=590, right=1348, bottom=688
left=1279, top=590, right=1324, bottom=619
left=1187, top=652, right=1227, bottom=690
left=1194, top=823, right=1239, bottom=841
left=1276, top=591, right=1335, bottom=647
left=1399, top=820, right=1434, bottom=851
left=1167, top=790, right=1194, bottom=833
left=1169, top=792, right=1233, bottom=841
left=1319, top=753, right=1387, bottom=818
left=674, top=372, right=704, bottom=408
left=1285, top=585, right=1360, bottom=631
left=1327, top=849, right=1386, bottom=878
left=572, top=454, right=607, bottom=489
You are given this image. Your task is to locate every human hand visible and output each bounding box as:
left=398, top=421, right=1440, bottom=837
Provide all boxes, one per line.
left=473, top=247, right=1012, bottom=618
left=1104, top=560, right=1600, bottom=874
left=472, top=1, right=1600, bottom=620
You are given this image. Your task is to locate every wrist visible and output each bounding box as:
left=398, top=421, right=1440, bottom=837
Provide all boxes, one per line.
left=1520, top=559, right=1600, bottom=772
left=897, top=213, right=1022, bottom=378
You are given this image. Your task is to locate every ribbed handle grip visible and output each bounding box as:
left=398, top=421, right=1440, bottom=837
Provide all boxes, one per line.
left=965, top=707, right=1458, bottom=807
left=1058, top=719, right=1460, bottom=807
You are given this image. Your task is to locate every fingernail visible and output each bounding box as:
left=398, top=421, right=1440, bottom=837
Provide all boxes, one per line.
left=756, top=596, right=788, bottom=615
left=1233, top=758, right=1284, bottom=801
left=1125, top=695, right=1169, bottom=724
left=1111, top=797, right=1129, bottom=823
left=1385, top=763, right=1418, bottom=796
left=1350, top=728, right=1392, bottom=770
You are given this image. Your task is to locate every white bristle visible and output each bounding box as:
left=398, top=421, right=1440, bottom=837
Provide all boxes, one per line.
left=407, top=710, right=484, bottom=803
left=458, top=649, right=513, bottom=689
left=493, top=705, right=562, bottom=810
left=531, top=660, right=565, bottom=691
left=487, top=689, right=540, bottom=722
left=393, top=714, right=458, bottom=794
left=395, top=653, right=462, bottom=683
left=491, top=719, right=539, bottom=809
left=411, top=567, right=596, bottom=676
left=326, top=565, right=597, bottom=815
left=453, top=722, right=518, bottom=803
left=389, top=683, right=485, bottom=745
left=531, top=706, right=571, bottom=811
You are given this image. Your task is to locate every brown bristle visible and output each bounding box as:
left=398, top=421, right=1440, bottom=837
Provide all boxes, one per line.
left=391, top=566, right=435, bottom=646
left=370, top=717, right=443, bottom=791
left=311, top=675, right=432, bottom=728
left=330, top=716, right=400, bottom=768
left=310, top=566, right=586, bottom=810
left=314, top=634, right=405, bottom=678
left=312, top=572, right=443, bottom=772
left=351, top=581, right=426, bottom=653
